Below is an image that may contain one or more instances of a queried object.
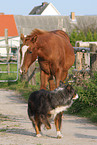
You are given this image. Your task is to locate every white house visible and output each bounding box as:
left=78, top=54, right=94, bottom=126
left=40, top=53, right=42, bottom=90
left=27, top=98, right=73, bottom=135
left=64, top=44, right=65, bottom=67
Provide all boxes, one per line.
left=0, top=37, right=20, bottom=56
left=29, top=2, right=61, bottom=15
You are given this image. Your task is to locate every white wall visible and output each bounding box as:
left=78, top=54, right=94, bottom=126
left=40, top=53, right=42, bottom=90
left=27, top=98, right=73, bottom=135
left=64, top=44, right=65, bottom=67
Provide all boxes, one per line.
left=0, top=37, right=20, bottom=56
left=41, top=3, right=60, bottom=15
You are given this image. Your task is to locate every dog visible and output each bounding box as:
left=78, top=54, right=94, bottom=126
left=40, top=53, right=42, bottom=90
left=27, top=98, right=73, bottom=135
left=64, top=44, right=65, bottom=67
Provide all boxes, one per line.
left=28, top=83, right=78, bottom=138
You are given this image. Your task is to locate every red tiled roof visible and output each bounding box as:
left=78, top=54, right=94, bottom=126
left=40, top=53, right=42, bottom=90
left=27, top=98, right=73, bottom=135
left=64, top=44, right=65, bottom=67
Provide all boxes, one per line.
left=0, top=15, right=18, bottom=37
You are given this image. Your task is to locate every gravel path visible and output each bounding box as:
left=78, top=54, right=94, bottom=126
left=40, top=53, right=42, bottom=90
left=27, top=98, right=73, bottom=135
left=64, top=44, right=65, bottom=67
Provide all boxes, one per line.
left=0, top=89, right=97, bottom=145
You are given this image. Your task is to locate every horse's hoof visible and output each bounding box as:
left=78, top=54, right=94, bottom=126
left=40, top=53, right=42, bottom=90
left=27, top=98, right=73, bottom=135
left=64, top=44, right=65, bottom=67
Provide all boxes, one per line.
left=36, top=134, right=42, bottom=137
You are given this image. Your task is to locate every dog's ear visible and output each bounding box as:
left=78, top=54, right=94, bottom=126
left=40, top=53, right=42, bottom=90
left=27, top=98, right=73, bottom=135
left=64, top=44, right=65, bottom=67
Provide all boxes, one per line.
left=66, top=84, right=71, bottom=92
left=59, top=81, right=64, bottom=87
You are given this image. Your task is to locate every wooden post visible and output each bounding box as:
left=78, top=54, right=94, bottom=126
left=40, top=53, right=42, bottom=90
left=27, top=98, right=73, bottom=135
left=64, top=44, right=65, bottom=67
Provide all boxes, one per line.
left=90, top=44, right=97, bottom=77
left=76, top=52, right=83, bottom=70
left=5, top=29, right=10, bottom=74
left=28, top=62, right=36, bottom=85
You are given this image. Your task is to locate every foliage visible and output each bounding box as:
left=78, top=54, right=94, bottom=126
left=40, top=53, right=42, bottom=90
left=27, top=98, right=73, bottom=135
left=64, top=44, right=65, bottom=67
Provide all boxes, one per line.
left=77, top=30, right=86, bottom=42
left=86, top=29, right=93, bottom=41
left=70, top=29, right=78, bottom=46
left=67, top=72, right=97, bottom=123
left=93, top=31, right=97, bottom=41
left=70, top=29, right=97, bottom=46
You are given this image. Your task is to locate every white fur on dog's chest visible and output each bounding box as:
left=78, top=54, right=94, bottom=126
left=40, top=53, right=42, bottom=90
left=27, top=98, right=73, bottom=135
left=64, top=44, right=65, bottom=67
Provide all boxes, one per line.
left=50, top=105, right=70, bottom=118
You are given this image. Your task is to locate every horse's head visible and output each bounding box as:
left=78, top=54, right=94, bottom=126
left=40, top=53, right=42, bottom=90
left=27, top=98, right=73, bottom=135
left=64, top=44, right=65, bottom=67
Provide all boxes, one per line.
left=20, top=34, right=38, bottom=74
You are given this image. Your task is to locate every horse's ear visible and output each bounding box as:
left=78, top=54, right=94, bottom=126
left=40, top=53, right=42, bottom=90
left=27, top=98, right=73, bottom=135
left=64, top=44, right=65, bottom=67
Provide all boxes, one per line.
left=20, top=33, right=24, bottom=41
left=31, top=35, right=37, bottom=43
left=66, top=84, right=71, bottom=92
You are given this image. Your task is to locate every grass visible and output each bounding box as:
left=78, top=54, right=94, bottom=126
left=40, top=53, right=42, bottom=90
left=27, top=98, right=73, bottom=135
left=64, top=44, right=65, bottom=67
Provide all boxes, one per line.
left=0, top=71, right=40, bottom=101
left=0, top=64, right=18, bottom=81
left=0, top=62, right=40, bottom=100
left=0, top=114, right=10, bottom=122
left=0, top=129, right=7, bottom=132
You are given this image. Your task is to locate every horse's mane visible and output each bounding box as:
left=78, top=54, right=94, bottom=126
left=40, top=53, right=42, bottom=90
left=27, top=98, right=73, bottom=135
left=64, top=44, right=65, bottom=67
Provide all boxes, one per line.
left=25, top=29, right=47, bottom=42
left=25, top=29, right=70, bottom=43
left=31, top=29, right=47, bottom=35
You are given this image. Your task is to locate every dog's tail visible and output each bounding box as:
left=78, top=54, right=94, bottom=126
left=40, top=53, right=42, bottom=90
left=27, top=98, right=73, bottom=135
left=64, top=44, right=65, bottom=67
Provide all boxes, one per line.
left=28, top=100, right=35, bottom=118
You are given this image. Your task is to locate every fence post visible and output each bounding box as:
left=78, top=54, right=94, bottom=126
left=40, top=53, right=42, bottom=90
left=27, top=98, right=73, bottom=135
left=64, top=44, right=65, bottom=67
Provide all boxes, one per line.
left=5, top=29, right=10, bottom=74
left=76, top=52, right=83, bottom=70
left=28, top=63, right=36, bottom=85
left=90, top=44, right=97, bottom=77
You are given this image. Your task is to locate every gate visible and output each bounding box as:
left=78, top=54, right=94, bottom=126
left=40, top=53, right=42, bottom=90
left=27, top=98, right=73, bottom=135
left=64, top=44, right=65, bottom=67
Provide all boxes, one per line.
left=0, top=45, right=19, bottom=82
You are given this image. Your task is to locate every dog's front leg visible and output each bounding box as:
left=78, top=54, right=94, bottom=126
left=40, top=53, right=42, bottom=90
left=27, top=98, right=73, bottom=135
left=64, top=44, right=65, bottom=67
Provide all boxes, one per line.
left=54, top=113, right=63, bottom=139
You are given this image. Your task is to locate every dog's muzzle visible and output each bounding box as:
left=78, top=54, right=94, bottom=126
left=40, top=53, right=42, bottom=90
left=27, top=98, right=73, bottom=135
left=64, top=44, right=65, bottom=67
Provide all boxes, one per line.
left=73, top=94, right=79, bottom=100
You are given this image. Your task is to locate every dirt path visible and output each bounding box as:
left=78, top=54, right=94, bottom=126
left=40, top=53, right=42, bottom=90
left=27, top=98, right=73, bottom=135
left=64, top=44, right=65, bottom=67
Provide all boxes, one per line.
left=0, top=89, right=97, bottom=145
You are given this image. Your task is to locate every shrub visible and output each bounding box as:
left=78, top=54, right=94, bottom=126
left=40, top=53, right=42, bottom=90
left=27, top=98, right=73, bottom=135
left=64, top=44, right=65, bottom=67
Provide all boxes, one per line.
left=67, top=72, right=97, bottom=122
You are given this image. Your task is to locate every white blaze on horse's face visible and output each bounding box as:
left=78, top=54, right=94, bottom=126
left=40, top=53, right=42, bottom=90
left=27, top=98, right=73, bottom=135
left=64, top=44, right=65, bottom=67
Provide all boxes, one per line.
left=20, top=45, right=29, bottom=73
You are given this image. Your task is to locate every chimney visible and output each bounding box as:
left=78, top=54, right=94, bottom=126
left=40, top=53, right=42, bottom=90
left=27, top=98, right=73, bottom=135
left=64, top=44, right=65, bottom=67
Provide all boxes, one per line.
left=70, top=12, right=75, bottom=21
left=0, top=13, right=4, bottom=15
left=42, top=2, right=48, bottom=6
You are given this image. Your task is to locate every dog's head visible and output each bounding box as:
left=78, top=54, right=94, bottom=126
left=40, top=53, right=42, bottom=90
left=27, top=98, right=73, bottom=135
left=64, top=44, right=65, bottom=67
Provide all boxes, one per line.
left=56, top=83, right=78, bottom=105
left=65, top=84, right=78, bottom=105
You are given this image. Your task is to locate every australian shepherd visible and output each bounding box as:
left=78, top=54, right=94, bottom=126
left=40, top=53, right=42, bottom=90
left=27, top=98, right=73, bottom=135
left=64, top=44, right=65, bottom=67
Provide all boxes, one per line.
left=28, top=83, right=78, bottom=138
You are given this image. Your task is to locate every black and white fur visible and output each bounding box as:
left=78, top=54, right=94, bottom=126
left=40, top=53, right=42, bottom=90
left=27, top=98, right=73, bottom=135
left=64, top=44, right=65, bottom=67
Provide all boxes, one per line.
left=28, top=83, right=78, bottom=138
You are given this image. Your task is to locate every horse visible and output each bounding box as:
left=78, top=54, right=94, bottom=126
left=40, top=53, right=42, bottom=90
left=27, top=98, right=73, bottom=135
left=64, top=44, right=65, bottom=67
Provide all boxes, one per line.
left=20, top=29, right=75, bottom=90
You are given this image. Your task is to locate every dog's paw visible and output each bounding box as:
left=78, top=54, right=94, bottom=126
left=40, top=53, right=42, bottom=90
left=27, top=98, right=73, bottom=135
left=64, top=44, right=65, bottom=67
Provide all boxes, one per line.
left=36, top=133, right=42, bottom=137
left=57, top=131, right=63, bottom=139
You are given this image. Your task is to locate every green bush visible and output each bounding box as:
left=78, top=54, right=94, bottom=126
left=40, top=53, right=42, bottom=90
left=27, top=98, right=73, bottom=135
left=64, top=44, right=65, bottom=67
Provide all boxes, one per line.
left=67, top=72, right=97, bottom=122
left=70, top=29, right=97, bottom=46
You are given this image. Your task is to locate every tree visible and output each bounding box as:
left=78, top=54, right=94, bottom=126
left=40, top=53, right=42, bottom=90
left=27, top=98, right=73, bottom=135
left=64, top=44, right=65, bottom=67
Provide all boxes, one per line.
left=93, top=31, right=97, bottom=41
left=86, top=29, right=93, bottom=41
left=77, top=31, right=86, bottom=42
left=70, top=29, right=78, bottom=46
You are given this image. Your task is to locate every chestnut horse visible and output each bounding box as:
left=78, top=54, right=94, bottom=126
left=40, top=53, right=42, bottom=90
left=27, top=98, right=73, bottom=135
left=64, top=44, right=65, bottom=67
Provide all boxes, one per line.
left=20, top=29, right=75, bottom=90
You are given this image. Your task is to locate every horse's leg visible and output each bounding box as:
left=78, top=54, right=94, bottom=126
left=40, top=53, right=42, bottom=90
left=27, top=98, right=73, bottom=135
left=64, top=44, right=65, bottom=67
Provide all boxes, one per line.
left=40, top=70, right=49, bottom=90
left=48, top=75, right=55, bottom=91
left=61, top=70, right=68, bottom=82
left=55, top=69, right=62, bottom=88
left=55, top=70, right=68, bottom=88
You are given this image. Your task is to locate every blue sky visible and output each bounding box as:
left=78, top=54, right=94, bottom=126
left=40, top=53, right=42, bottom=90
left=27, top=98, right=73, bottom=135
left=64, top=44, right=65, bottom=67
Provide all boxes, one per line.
left=0, top=0, right=97, bottom=16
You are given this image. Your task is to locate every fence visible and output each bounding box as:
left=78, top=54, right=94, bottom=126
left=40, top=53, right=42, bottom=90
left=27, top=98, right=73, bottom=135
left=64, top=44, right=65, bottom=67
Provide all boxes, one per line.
left=70, top=44, right=97, bottom=84
left=0, top=45, right=19, bottom=82
left=0, top=29, right=19, bottom=82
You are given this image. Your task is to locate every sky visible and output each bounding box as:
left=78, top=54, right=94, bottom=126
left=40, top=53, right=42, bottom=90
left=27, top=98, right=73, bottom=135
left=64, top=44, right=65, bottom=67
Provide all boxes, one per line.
left=0, top=0, right=97, bottom=16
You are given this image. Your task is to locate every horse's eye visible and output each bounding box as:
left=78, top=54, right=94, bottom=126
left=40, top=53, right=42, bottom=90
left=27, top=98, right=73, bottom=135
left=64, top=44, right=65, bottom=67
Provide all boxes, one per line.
left=27, top=49, right=32, bottom=54
left=29, top=51, right=32, bottom=54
